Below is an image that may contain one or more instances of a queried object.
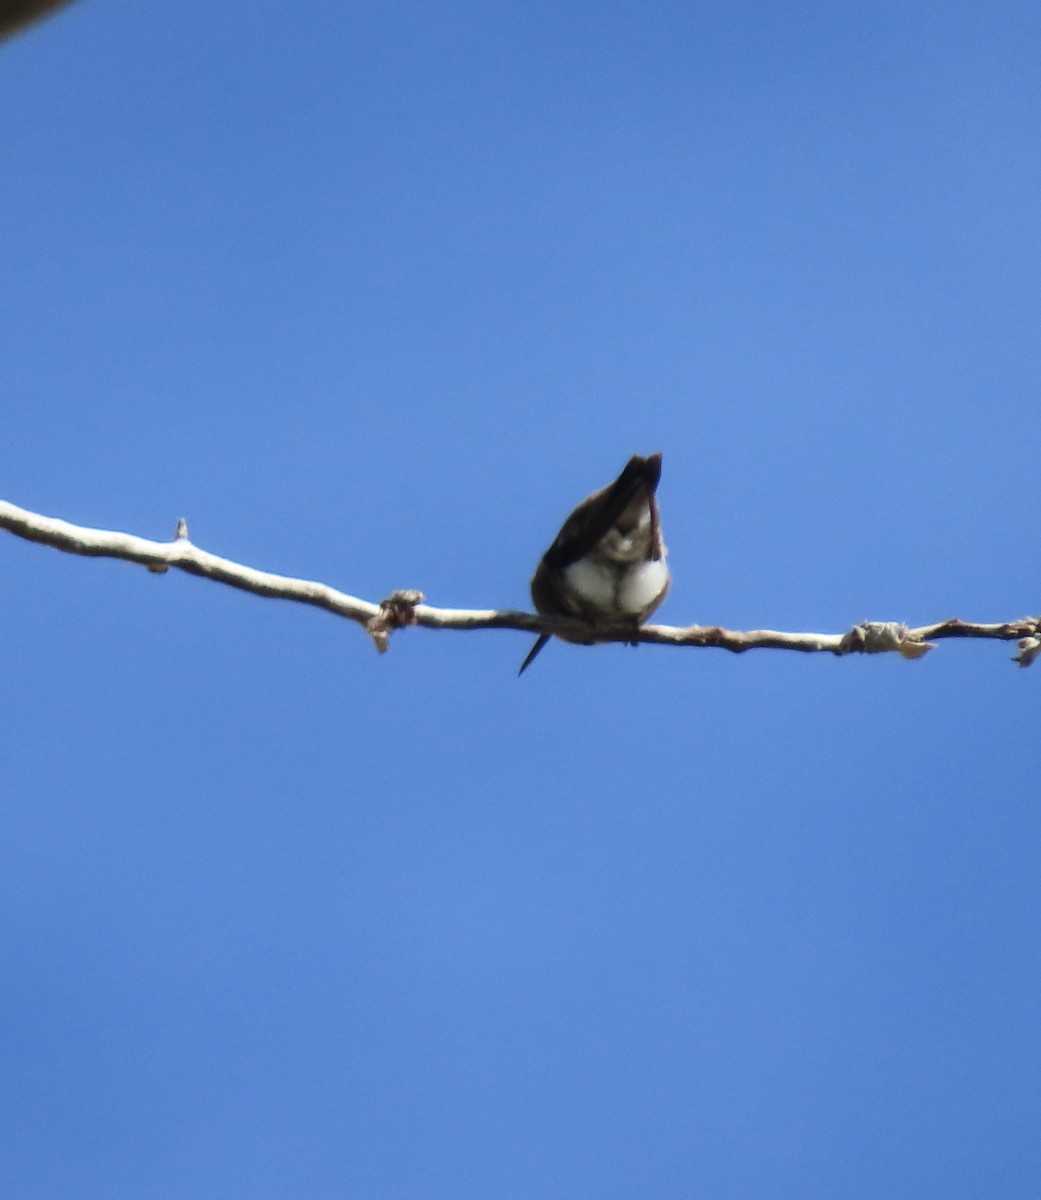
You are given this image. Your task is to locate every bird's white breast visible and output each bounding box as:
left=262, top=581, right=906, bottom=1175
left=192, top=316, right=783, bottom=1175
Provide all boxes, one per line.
left=563, top=558, right=618, bottom=612
left=562, top=556, right=669, bottom=618
left=617, top=558, right=669, bottom=615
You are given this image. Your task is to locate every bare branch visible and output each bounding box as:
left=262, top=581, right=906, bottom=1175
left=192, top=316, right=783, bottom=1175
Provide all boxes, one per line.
left=1, top=499, right=1037, bottom=666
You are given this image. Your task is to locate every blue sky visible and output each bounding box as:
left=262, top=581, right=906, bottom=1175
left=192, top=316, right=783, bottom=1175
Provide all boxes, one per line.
left=2, top=2, right=1040, bottom=1196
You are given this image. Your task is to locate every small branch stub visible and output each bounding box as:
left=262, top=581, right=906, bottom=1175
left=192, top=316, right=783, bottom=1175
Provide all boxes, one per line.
left=147, top=517, right=189, bottom=574
left=367, top=589, right=425, bottom=654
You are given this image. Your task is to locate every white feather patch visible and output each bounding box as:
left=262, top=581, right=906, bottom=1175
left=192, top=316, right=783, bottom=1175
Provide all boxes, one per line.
left=563, top=559, right=618, bottom=611
left=617, top=559, right=669, bottom=615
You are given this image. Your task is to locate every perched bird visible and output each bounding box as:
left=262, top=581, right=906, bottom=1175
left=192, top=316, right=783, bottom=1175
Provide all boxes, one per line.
left=519, top=453, right=670, bottom=674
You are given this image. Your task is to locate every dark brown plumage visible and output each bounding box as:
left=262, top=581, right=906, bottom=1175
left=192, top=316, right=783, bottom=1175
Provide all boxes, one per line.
left=519, top=453, right=669, bottom=674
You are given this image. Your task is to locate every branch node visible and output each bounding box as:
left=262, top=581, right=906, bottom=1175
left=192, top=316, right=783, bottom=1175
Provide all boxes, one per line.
left=367, top=589, right=425, bottom=654
left=1014, top=635, right=1041, bottom=669
left=839, top=621, right=935, bottom=660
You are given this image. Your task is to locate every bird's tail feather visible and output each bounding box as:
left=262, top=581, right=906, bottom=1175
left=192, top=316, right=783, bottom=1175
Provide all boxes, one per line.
left=518, top=634, right=551, bottom=676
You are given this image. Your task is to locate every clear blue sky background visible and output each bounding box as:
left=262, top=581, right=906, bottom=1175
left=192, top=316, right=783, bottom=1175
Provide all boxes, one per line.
left=2, top=2, right=1039, bottom=1196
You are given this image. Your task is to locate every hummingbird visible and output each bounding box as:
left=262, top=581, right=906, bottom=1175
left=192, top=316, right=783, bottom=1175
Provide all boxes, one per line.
left=519, top=452, right=670, bottom=674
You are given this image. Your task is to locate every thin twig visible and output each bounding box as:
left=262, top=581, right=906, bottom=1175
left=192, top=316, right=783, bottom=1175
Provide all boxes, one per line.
left=1, top=499, right=1037, bottom=666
